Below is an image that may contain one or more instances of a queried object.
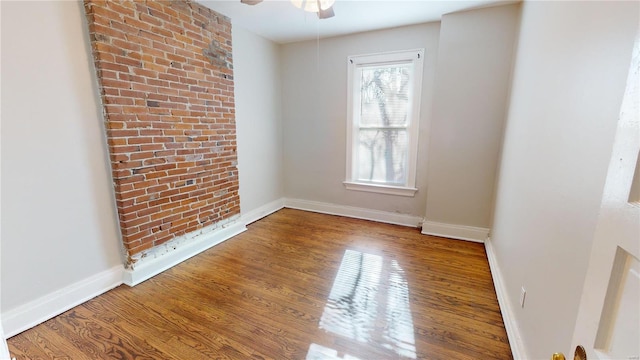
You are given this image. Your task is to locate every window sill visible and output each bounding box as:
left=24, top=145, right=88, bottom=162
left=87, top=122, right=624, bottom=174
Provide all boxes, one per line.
left=343, top=181, right=418, bottom=197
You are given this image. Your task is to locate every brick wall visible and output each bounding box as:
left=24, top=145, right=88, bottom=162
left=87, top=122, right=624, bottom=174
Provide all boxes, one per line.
left=84, top=0, right=240, bottom=259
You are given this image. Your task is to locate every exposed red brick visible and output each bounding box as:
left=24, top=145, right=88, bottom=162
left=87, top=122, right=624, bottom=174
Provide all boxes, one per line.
left=85, top=0, right=239, bottom=261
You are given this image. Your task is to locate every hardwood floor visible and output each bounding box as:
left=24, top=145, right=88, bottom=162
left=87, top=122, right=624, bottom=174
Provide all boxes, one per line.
left=7, top=209, right=512, bottom=359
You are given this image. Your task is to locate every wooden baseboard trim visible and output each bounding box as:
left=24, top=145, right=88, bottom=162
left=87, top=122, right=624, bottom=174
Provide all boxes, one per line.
left=421, top=220, right=489, bottom=243
left=485, top=238, right=528, bottom=359
left=123, top=218, right=246, bottom=286
left=2, top=265, right=124, bottom=338
left=283, top=198, right=422, bottom=227
left=2, top=219, right=248, bottom=340
left=241, top=198, right=285, bottom=225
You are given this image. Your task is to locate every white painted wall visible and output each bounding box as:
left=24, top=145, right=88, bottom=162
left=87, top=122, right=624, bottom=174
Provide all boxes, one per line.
left=1, top=0, right=123, bottom=315
left=490, top=1, right=638, bottom=358
left=425, top=4, right=520, bottom=229
left=233, top=25, right=284, bottom=217
left=281, top=23, right=440, bottom=217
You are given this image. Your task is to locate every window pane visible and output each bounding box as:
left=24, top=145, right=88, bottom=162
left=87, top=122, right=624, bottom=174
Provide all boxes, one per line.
left=357, top=129, right=408, bottom=184
left=345, top=49, right=423, bottom=193
left=359, top=65, right=412, bottom=127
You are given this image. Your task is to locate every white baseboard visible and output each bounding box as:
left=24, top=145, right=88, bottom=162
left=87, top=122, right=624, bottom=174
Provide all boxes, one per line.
left=2, top=265, right=124, bottom=338
left=1, top=218, right=248, bottom=340
left=283, top=198, right=422, bottom=227
left=123, top=218, right=246, bottom=286
left=421, top=220, right=489, bottom=243
left=485, top=238, right=528, bottom=359
left=0, top=322, right=9, bottom=360
left=241, top=198, right=284, bottom=225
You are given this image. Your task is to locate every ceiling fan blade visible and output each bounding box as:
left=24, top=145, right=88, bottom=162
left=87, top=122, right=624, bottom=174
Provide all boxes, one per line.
left=316, top=0, right=335, bottom=19
left=240, top=0, right=263, bottom=5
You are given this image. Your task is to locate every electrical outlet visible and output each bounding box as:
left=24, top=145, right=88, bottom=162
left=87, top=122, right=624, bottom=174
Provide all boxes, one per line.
left=520, top=287, right=526, bottom=308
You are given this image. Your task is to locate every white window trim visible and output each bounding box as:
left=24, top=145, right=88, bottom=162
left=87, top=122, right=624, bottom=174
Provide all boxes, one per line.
left=343, top=181, right=418, bottom=197
left=344, top=49, right=424, bottom=197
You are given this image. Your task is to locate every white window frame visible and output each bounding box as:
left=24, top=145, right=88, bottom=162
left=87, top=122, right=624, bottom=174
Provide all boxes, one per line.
left=344, top=49, right=424, bottom=197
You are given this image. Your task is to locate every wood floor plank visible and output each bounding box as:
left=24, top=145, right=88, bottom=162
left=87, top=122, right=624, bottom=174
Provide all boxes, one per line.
left=7, top=209, right=512, bottom=359
left=126, top=275, right=305, bottom=359
left=5, top=335, right=50, bottom=360
left=42, top=317, right=107, bottom=359
left=108, top=287, right=253, bottom=358
left=21, top=329, right=77, bottom=360
left=40, top=333, right=92, bottom=360
left=57, top=309, right=167, bottom=360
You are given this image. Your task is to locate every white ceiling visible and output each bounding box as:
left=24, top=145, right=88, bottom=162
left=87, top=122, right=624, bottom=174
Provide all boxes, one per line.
left=197, top=0, right=508, bottom=44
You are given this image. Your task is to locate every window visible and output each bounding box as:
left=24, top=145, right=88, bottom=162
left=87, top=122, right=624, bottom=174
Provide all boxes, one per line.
left=344, top=49, right=424, bottom=197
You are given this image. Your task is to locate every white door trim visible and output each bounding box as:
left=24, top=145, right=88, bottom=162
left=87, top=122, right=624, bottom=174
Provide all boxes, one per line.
left=0, top=322, right=11, bottom=360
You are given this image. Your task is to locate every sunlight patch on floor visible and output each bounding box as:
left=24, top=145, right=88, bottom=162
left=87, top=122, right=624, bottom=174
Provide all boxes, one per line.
left=314, top=249, right=417, bottom=359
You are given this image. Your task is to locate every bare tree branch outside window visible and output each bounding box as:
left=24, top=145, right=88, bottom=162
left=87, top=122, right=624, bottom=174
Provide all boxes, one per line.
left=357, top=65, right=411, bottom=184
